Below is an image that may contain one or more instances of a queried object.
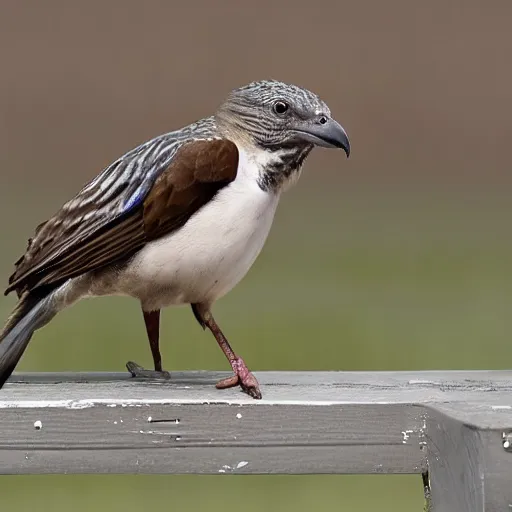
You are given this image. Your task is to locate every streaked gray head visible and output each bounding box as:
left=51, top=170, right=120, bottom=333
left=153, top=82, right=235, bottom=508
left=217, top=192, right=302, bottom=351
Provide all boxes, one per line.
left=216, top=80, right=350, bottom=157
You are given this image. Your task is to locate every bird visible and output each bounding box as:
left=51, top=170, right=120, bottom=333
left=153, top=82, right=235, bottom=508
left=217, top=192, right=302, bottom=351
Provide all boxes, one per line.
left=0, top=79, right=350, bottom=399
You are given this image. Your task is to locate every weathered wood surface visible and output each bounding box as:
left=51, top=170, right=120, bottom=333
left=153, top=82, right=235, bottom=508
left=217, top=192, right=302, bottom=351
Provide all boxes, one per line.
left=0, top=370, right=510, bottom=487
left=426, top=404, right=512, bottom=512
left=2, top=370, right=512, bottom=511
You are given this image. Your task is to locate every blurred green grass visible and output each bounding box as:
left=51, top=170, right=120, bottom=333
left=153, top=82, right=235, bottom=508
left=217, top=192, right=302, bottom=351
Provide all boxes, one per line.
left=0, top=185, right=509, bottom=511
left=0, top=475, right=422, bottom=512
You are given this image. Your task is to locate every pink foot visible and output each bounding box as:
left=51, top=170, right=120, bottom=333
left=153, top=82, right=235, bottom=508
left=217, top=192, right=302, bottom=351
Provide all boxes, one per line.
left=216, top=357, right=262, bottom=399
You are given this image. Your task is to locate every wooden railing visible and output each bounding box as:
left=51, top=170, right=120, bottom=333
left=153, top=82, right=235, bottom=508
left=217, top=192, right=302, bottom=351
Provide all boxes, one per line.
left=1, top=370, right=511, bottom=511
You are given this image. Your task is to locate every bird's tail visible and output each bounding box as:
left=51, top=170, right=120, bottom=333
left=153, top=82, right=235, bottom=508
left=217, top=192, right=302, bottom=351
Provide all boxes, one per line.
left=0, top=291, right=58, bottom=388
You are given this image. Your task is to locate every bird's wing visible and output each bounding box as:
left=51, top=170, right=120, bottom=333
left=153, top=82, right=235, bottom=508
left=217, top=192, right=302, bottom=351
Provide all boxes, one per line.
left=6, top=138, right=239, bottom=296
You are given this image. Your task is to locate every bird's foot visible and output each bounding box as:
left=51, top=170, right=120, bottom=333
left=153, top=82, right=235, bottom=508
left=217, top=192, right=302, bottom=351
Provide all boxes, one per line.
left=126, top=361, right=171, bottom=380
left=216, top=357, right=262, bottom=399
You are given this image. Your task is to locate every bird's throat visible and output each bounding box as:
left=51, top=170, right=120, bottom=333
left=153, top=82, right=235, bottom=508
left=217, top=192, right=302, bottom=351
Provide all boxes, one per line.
left=256, top=145, right=313, bottom=193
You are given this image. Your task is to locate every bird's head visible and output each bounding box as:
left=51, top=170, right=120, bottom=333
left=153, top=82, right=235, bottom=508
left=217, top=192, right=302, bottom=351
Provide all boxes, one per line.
left=216, top=80, right=350, bottom=158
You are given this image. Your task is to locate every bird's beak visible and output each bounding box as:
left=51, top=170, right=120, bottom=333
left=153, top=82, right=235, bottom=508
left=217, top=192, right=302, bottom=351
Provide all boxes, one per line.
left=292, top=117, right=350, bottom=157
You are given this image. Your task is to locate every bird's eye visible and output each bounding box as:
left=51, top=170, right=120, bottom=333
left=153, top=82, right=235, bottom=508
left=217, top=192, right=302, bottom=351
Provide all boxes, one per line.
left=273, top=101, right=289, bottom=115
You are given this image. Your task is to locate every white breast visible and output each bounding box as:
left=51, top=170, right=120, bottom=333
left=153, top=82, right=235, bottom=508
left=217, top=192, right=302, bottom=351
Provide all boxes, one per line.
left=118, top=145, right=281, bottom=310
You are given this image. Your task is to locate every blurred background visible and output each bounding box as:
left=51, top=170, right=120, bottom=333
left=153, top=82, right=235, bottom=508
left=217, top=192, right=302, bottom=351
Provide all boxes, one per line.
left=1, top=0, right=511, bottom=510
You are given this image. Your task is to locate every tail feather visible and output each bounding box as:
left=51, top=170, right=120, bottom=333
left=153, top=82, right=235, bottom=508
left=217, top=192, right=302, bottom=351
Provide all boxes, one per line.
left=0, top=292, right=57, bottom=388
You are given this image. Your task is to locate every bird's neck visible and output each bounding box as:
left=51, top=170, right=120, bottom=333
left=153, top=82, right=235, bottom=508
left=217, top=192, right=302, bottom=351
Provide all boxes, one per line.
left=232, top=141, right=313, bottom=194
left=235, top=140, right=313, bottom=193
left=253, top=144, right=313, bottom=193
left=215, top=114, right=313, bottom=193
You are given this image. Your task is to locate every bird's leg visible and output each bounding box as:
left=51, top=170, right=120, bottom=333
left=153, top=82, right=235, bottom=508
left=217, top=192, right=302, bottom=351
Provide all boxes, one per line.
left=144, top=309, right=163, bottom=371
left=191, top=303, right=261, bottom=399
left=126, top=309, right=171, bottom=379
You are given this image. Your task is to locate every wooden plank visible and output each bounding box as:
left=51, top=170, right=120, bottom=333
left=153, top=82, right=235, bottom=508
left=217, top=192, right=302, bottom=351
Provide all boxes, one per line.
left=0, top=370, right=510, bottom=477
left=5, top=369, right=512, bottom=404
left=426, top=403, right=512, bottom=512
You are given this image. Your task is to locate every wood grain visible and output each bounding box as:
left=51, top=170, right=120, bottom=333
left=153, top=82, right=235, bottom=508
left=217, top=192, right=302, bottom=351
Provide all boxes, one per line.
left=0, top=370, right=510, bottom=502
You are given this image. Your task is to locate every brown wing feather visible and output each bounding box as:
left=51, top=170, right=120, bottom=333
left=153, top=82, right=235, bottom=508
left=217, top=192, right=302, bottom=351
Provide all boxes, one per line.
left=143, top=138, right=239, bottom=240
left=7, top=159, right=134, bottom=297
left=6, top=139, right=239, bottom=296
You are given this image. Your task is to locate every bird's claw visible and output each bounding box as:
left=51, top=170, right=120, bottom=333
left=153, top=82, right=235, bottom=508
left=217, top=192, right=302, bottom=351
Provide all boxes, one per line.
left=215, top=357, right=262, bottom=399
left=126, top=361, right=171, bottom=380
